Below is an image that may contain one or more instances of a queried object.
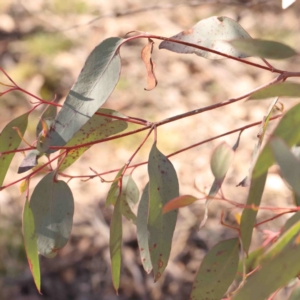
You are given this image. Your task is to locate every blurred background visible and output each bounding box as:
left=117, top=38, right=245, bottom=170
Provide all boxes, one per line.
left=0, top=0, right=300, bottom=299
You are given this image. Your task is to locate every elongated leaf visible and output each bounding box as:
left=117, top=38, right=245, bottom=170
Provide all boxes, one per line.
left=233, top=236, right=300, bottom=300
left=210, top=142, right=234, bottom=180
left=58, top=109, right=127, bottom=171
left=230, top=39, right=298, bottom=59
left=250, top=82, right=300, bottom=100
left=23, top=197, right=41, bottom=293
left=262, top=220, right=300, bottom=263
left=270, top=137, right=300, bottom=196
left=0, top=113, right=28, bottom=184
left=240, top=172, right=267, bottom=253
left=137, top=183, right=152, bottom=273
left=106, top=166, right=125, bottom=207
left=46, top=37, right=123, bottom=153
left=159, top=16, right=251, bottom=59
left=119, top=175, right=139, bottom=223
left=148, top=142, right=179, bottom=281
left=190, top=238, right=240, bottom=300
left=282, top=212, right=300, bottom=233
left=162, top=195, right=198, bottom=213
left=110, top=196, right=122, bottom=292
left=30, top=172, right=74, bottom=258
left=238, top=97, right=278, bottom=187
left=253, top=103, right=300, bottom=178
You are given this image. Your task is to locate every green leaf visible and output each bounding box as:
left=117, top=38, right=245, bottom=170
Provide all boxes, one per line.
left=58, top=109, right=127, bottom=171
left=230, top=39, right=298, bottom=59
left=23, top=197, right=41, bottom=293
left=252, top=103, right=300, bottom=179
left=250, top=82, right=300, bottom=100
left=159, top=16, right=251, bottom=59
left=46, top=37, right=123, bottom=153
left=106, top=166, right=125, bottom=207
left=162, top=195, right=198, bottom=213
left=0, top=113, right=28, bottom=184
left=240, top=172, right=267, bottom=254
left=270, top=137, right=300, bottom=196
left=233, top=235, right=300, bottom=300
left=190, top=238, right=240, bottom=300
left=119, top=175, right=139, bottom=223
left=137, top=183, right=152, bottom=273
left=210, top=142, right=234, bottom=180
left=30, top=172, right=74, bottom=258
left=148, top=142, right=179, bottom=281
left=262, top=220, right=300, bottom=263
left=109, top=196, right=122, bottom=292
left=282, top=212, right=300, bottom=233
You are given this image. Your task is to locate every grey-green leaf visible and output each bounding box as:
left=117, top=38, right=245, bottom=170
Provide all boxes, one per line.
left=190, top=238, right=240, bottom=300
left=30, top=172, right=74, bottom=258
left=148, top=142, right=179, bottom=281
left=159, top=16, right=251, bottom=59
left=230, top=39, right=298, bottom=59
left=46, top=37, right=123, bottom=153
left=250, top=82, right=300, bottom=100
left=270, top=137, right=300, bottom=196
left=137, top=183, right=152, bottom=273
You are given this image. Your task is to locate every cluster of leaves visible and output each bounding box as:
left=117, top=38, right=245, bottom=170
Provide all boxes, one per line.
left=1, top=14, right=300, bottom=300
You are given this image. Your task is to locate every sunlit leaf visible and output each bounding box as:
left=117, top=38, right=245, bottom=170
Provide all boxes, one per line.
left=162, top=195, right=198, bottom=214
left=45, top=37, right=123, bottom=153
left=159, top=16, right=251, bottom=59
left=106, top=166, right=125, bottom=207
left=190, top=238, right=240, bottom=300
left=282, top=0, right=296, bottom=9
left=23, top=197, right=41, bottom=293
left=210, top=142, right=234, bottom=180
left=233, top=234, right=300, bottom=300
left=240, top=172, right=267, bottom=254
left=148, top=142, right=179, bottom=281
left=270, top=137, right=300, bottom=196
left=250, top=82, right=300, bottom=100
left=30, top=172, right=74, bottom=258
left=58, top=109, right=127, bottom=171
left=252, top=103, right=300, bottom=179
left=230, top=39, right=298, bottom=59
left=110, top=196, right=122, bottom=292
left=262, top=221, right=300, bottom=264
left=0, top=113, right=28, bottom=184
left=137, top=183, right=152, bottom=273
